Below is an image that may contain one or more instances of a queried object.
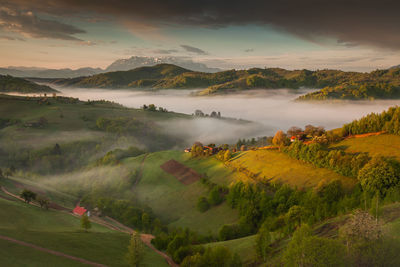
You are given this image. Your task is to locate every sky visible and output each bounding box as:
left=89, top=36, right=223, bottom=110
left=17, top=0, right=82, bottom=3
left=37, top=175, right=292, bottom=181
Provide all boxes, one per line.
left=0, top=0, right=400, bottom=71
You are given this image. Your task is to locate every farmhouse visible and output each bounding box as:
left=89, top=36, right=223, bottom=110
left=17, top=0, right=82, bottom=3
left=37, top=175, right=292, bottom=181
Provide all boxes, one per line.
left=73, top=205, right=87, bottom=216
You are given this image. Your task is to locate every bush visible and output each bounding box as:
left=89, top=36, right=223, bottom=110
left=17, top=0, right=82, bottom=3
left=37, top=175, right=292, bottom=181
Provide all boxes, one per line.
left=197, top=197, right=210, bottom=212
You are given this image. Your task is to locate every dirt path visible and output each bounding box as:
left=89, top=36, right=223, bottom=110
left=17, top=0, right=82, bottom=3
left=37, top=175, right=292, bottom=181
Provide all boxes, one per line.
left=104, top=216, right=178, bottom=267
left=0, top=235, right=108, bottom=267
left=1, top=186, right=41, bottom=208
left=1, top=184, right=178, bottom=267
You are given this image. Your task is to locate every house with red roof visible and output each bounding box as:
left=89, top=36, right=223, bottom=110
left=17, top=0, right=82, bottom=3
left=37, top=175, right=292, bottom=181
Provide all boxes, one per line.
left=73, top=205, right=87, bottom=216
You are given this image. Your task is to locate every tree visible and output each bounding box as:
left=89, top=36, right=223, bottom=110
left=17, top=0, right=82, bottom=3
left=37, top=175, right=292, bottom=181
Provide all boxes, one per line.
left=0, top=168, right=3, bottom=178
left=80, top=213, right=91, bottom=232
left=141, top=213, right=151, bottom=232
left=20, top=189, right=36, bottom=204
left=272, top=130, right=287, bottom=151
left=256, top=222, right=272, bottom=262
left=287, top=126, right=303, bottom=137
left=358, top=157, right=400, bottom=221
left=126, top=232, right=144, bottom=267
left=197, top=197, right=210, bottom=212
left=209, top=187, right=223, bottom=206
left=283, top=224, right=346, bottom=267
left=223, top=150, right=231, bottom=162
left=37, top=195, right=50, bottom=209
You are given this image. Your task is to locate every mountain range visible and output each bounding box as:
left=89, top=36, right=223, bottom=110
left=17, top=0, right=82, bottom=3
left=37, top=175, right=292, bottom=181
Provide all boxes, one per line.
left=0, top=56, right=220, bottom=78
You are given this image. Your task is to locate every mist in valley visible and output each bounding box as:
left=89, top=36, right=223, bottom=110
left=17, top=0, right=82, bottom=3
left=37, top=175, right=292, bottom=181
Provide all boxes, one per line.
left=57, top=87, right=400, bottom=144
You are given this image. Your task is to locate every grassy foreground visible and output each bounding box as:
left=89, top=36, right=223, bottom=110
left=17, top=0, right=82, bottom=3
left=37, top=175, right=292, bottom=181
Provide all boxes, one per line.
left=0, top=196, right=168, bottom=267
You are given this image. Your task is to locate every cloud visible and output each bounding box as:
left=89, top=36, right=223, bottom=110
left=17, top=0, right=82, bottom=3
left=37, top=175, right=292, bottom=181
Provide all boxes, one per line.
left=77, top=40, right=97, bottom=46
left=0, top=35, right=25, bottom=41
left=153, top=49, right=179, bottom=54
left=3, top=1, right=400, bottom=49
left=0, top=7, right=85, bottom=41
left=180, top=45, right=208, bottom=55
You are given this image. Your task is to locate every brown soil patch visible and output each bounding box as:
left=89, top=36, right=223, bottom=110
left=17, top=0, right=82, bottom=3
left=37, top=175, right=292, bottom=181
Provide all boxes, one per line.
left=160, top=159, right=201, bottom=185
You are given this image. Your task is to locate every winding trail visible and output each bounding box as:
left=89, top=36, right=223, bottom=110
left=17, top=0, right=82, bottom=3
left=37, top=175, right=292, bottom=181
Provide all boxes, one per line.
left=1, top=184, right=178, bottom=267
left=0, top=235, right=108, bottom=267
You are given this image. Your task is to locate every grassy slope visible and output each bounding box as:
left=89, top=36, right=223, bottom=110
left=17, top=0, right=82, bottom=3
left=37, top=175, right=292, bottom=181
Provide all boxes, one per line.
left=123, top=151, right=239, bottom=234
left=330, top=134, right=400, bottom=161
left=1, top=176, right=78, bottom=209
left=205, top=235, right=257, bottom=264
left=0, top=95, right=188, bottom=150
left=0, top=197, right=168, bottom=267
left=228, top=150, right=356, bottom=189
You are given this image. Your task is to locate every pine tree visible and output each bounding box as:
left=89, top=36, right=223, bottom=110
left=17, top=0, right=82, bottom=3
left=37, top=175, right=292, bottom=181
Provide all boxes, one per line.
left=80, top=213, right=91, bottom=232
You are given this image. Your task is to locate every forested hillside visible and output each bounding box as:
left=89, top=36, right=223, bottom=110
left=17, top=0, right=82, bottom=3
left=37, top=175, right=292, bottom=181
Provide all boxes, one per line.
left=51, top=64, right=400, bottom=100
left=0, top=75, right=57, bottom=93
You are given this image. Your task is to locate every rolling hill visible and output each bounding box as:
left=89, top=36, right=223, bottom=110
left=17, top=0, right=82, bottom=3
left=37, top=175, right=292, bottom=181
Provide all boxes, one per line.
left=51, top=64, right=400, bottom=99
left=0, top=75, right=58, bottom=94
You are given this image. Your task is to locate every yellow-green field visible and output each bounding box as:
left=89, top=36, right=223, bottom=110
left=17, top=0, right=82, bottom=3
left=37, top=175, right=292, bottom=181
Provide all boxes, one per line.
left=228, top=150, right=356, bottom=189
left=330, top=134, right=400, bottom=161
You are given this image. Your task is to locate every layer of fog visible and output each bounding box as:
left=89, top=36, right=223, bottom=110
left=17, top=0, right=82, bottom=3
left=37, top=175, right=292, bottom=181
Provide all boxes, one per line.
left=58, top=87, right=400, bottom=142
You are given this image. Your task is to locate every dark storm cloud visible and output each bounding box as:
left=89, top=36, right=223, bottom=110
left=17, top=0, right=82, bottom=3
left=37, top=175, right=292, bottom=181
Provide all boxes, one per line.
left=3, top=0, right=400, bottom=49
left=180, top=45, right=208, bottom=55
left=0, top=7, right=85, bottom=40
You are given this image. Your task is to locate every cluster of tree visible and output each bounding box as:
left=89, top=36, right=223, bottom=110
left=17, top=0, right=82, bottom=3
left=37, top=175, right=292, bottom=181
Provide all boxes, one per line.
left=197, top=177, right=229, bottom=212
left=181, top=246, right=242, bottom=267
left=83, top=197, right=163, bottom=233
left=190, top=143, right=229, bottom=158
left=0, top=75, right=56, bottom=93
left=0, top=118, right=21, bottom=129
left=19, top=189, right=50, bottom=209
left=236, top=137, right=271, bottom=149
left=151, top=227, right=240, bottom=265
left=298, top=82, right=400, bottom=101
left=220, top=180, right=366, bottom=242
left=95, top=116, right=181, bottom=151
left=278, top=213, right=400, bottom=266
left=342, top=106, right=400, bottom=136
left=142, top=104, right=168, bottom=112
left=284, top=141, right=369, bottom=178
left=193, top=110, right=221, bottom=118
left=96, top=146, right=145, bottom=165
left=0, top=166, right=15, bottom=178
left=2, top=141, right=99, bottom=175
left=215, top=149, right=231, bottom=162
